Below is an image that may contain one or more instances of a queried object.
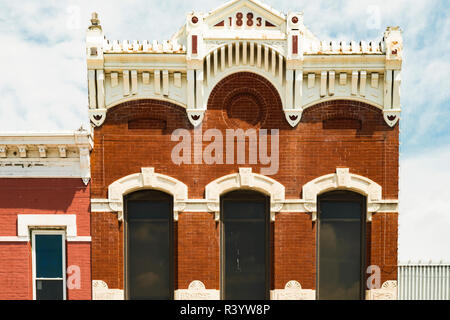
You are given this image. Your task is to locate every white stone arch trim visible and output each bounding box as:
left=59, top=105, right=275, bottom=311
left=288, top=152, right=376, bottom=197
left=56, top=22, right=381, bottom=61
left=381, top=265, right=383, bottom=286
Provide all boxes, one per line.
left=299, top=97, right=399, bottom=128
left=205, top=67, right=285, bottom=111
left=188, top=41, right=288, bottom=128
left=106, top=95, right=187, bottom=111
left=301, top=96, right=384, bottom=112
left=205, top=168, right=285, bottom=221
left=193, top=66, right=286, bottom=128
left=203, top=41, right=285, bottom=64
left=90, top=97, right=188, bottom=127
left=302, top=168, right=382, bottom=221
left=108, top=167, right=188, bottom=221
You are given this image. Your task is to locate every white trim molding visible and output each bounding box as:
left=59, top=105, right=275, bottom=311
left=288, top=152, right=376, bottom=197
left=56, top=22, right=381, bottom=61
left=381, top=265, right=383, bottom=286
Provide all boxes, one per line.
left=205, top=168, right=285, bottom=221
left=303, top=168, right=387, bottom=221
left=107, top=167, right=188, bottom=221
left=0, top=131, right=93, bottom=184
left=67, top=236, right=92, bottom=242
left=270, top=280, right=315, bottom=300
left=17, top=214, right=78, bottom=240
left=32, top=230, right=67, bottom=300
left=93, top=167, right=397, bottom=221
left=0, top=235, right=91, bottom=242
left=366, top=280, right=398, bottom=300
left=174, top=281, right=220, bottom=300
left=92, top=280, right=124, bottom=300
left=0, top=236, right=28, bottom=242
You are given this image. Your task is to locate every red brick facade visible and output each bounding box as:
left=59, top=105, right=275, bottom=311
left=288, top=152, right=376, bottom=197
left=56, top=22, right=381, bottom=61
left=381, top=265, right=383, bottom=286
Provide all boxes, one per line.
left=0, top=0, right=403, bottom=301
left=91, top=72, right=399, bottom=293
left=0, top=179, right=91, bottom=300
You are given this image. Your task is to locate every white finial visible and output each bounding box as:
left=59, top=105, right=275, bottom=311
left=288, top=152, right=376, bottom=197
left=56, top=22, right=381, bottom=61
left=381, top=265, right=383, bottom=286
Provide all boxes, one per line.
left=91, top=12, right=100, bottom=26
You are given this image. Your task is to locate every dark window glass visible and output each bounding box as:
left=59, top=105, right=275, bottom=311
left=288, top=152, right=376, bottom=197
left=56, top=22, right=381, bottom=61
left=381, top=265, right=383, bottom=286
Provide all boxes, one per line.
left=128, top=200, right=172, bottom=220
left=35, top=235, right=63, bottom=278
left=36, top=280, right=64, bottom=300
left=223, top=201, right=266, bottom=220
left=34, top=234, right=64, bottom=300
left=126, top=190, right=173, bottom=300
left=318, top=192, right=365, bottom=300
left=222, top=191, right=269, bottom=300
left=321, top=202, right=361, bottom=220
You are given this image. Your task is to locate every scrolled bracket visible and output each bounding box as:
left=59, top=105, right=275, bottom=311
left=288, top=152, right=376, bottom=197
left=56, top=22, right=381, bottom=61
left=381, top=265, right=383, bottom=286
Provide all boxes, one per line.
left=89, top=108, right=107, bottom=127
left=383, top=109, right=401, bottom=127
left=187, top=109, right=206, bottom=127
left=270, top=202, right=284, bottom=221
left=284, top=109, right=303, bottom=127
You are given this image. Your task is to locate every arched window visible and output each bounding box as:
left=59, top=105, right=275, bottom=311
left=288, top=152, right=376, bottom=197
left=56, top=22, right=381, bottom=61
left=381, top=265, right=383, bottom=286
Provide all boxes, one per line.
left=220, top=190, right=270, bottom=300
left=124, top=190, right=174, bottom=300
left=317, top=190, right=366, bottom=300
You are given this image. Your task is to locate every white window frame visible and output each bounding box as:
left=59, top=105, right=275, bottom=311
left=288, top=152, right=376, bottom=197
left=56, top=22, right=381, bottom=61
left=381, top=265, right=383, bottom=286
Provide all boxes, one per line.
left=31, top=229, right=67, bottom=300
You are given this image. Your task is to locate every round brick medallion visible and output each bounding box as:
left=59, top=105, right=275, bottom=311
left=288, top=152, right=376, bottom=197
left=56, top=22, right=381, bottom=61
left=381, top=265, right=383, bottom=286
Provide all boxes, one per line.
left=223, top=92, right=265, bottom=129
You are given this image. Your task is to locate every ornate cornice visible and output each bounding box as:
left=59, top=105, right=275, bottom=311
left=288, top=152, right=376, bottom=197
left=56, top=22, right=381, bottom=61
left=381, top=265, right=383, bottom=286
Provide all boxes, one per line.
left=86, top=1, right=402, bottom=128
left=0, top=131, right=93, bottom=184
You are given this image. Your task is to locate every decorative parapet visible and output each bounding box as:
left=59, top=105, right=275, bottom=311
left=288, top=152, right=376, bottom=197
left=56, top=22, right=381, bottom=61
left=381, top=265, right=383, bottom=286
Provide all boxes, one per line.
left=86, top=0, right=403, bottom=129
left=0, top=130, right=93, bottom=184
left=103, top=39, right=186, bottom=54
left=92, top=280, right=124, bottom=300
left=366, top=280, right=398, bottom=300
left=270, top=281, right=315, bottom=300
left=174, top=281, right=220, bottom=300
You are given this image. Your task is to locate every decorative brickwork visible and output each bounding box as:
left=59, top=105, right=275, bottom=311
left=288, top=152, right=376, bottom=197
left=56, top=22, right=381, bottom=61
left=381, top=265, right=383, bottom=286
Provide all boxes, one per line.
left=91, top=72, right=399, bottom=295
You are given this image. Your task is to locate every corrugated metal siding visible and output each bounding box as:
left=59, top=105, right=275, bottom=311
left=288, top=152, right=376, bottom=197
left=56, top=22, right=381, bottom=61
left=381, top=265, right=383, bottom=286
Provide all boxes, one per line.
left=398, top=263, right=450, bottom=300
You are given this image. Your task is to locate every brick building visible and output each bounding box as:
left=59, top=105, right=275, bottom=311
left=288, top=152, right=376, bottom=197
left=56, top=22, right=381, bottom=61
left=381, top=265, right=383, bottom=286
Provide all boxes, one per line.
left=87, top=0, right=402, bottom=300
left=0, top=0, right=403, bottom=301
left=0, top=131, right=92, bottom=300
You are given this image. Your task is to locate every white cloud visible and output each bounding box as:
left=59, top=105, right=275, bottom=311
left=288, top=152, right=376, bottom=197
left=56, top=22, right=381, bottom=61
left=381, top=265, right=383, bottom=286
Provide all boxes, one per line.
left=1, top=0, right=448, bottom=138
left=0, top=33, right=87, bottom=131
left=399, top=145, right=450, bottom=262
left=0, top=0, right=449, bottom=261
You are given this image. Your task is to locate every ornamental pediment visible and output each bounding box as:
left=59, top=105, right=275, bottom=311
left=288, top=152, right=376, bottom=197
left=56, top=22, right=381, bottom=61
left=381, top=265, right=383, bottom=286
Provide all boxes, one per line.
left=202, top=0, right=286, bottom=39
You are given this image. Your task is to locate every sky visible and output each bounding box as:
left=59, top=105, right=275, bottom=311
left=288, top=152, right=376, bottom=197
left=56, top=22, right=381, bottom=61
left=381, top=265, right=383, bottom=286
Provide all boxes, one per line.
left=0, top=0, right=449, bottom=262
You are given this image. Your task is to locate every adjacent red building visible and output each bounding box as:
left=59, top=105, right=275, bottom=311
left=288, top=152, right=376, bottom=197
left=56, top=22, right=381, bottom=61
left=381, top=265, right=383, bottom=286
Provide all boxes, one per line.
left=0, top=132, right=92, bottom=300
